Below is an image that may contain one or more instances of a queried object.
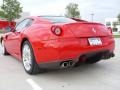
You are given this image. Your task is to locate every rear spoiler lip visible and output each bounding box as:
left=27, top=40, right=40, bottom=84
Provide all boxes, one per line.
left=71, top=18, right=104, bottom=26
left=63, top=22, right=104, bottom=26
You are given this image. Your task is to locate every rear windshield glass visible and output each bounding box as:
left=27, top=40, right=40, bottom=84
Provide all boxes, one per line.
left=40, top=16, right=76, bottom=23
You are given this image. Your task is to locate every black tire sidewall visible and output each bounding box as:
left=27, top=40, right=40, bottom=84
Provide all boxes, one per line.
left=1, top=40, right=9, bottom=55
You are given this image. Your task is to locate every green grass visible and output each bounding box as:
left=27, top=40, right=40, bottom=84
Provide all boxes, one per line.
left=114, top=35, right=120, bottom=38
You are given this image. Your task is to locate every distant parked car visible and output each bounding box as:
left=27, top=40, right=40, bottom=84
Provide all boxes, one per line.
left=0, top=16, right=115, bottom=74
left=0, top=19, right=16, bottom=30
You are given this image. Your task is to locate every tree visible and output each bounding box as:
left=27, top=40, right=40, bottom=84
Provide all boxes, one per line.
left=0, top=0, right=22, bottom=22
left=65, top=3, right=80, bottom=18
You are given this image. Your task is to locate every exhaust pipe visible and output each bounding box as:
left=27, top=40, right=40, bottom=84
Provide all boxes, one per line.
left=61, top=62, right=69, bottom=68
left=68, top=61, right=73, bottom=66
left=61, top=61, right=73, bottom=68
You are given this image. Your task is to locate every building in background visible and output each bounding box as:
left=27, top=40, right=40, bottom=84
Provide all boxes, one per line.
left=105, top=18, right=120, bottom=35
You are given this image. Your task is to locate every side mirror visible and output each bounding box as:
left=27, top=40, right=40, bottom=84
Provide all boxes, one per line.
left=10, top=27, right=15, bottom=32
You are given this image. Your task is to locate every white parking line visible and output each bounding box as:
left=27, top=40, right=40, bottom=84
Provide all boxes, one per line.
left=26, top=78, right=43, bottom=90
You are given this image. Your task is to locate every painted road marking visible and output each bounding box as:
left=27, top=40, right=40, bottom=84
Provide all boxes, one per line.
left=27, top=78, right=43, bottom=90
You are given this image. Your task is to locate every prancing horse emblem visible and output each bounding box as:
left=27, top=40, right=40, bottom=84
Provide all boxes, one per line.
left=92, top=28, right=96, bottom=33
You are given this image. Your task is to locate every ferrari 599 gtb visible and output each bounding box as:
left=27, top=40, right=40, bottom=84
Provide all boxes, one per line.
left=0, top=16, right=115, bottom=74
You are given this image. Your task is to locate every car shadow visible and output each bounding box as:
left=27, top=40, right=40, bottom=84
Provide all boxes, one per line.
left=29, top=61, right=112, bottom=82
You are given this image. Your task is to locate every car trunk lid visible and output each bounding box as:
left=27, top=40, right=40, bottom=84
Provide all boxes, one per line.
left=63, top=22, right=112, bottom=38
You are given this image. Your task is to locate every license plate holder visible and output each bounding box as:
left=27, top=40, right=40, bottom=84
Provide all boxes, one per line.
left=88, top=38, right=102, bottom=46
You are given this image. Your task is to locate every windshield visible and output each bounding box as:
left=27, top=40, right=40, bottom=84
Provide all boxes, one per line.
left=40, top=16, right=76, bottom=23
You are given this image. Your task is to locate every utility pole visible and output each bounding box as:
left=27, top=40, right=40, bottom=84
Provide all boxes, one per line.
left=91, top=13, right=94, bottom=22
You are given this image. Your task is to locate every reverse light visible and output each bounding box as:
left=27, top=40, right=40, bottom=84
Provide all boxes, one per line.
left=51, top=26, right=62, bottom=36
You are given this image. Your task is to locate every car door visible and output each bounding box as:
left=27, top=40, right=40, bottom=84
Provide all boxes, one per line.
left=5, top=19, right=33, bottom=58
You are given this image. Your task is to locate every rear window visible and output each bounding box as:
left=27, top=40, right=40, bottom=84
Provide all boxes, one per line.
left=40, top=16, right=76, bottom=23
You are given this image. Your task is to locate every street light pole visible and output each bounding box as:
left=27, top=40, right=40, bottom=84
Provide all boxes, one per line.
left=91, top=13, right=94, bottom=22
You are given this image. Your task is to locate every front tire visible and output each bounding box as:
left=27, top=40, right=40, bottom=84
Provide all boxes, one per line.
left=22, top=41, right=43, bottom=74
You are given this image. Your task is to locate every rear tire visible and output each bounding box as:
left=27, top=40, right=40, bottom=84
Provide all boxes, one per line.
left=1, top=40, right=9, bottom=55
left=22, top=41, right=44, bottom=75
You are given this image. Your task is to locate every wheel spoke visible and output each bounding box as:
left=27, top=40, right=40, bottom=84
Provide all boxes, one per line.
left=22, top=44, right=32, bottom=71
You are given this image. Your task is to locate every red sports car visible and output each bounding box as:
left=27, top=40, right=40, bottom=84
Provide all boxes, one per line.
left=0, top=16, right=115, bottom=74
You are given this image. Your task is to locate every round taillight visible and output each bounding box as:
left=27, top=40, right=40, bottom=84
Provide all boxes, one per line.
left=51, top=26, right=62, bottom=36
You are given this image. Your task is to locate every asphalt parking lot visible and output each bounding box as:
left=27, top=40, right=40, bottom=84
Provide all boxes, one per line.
left=0, top=38, right=120, bottom=90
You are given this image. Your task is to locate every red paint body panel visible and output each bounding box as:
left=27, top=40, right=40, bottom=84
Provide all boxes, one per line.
left=32, top=37, right=114, bottom=64
left=2, top=16, right=115, bottom=65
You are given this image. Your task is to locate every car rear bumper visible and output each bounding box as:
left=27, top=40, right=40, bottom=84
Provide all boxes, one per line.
left=33, top=37, right=115, bottom=64
left=38, top=50, right=114, bottom=69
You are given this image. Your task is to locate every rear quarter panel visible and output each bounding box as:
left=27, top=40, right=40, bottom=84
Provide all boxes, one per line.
left=23, top=24, right=61, bottom=63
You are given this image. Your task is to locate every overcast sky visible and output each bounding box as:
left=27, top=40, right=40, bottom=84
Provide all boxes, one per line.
left=0, top=0, right=120, bottom=23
